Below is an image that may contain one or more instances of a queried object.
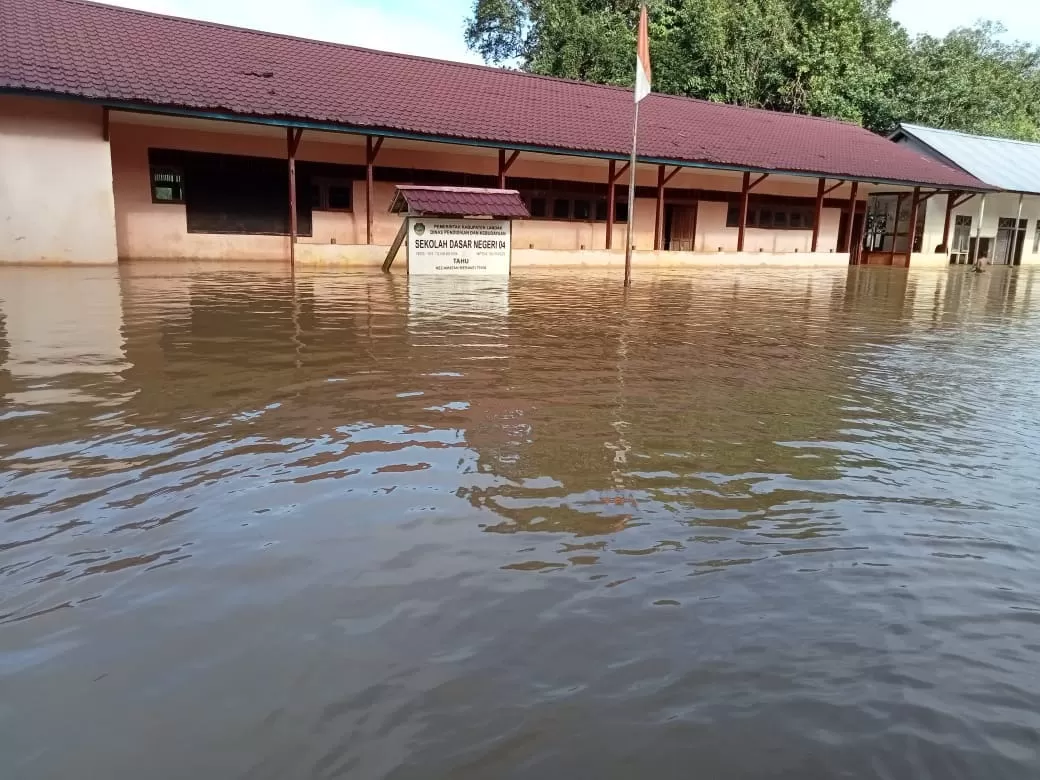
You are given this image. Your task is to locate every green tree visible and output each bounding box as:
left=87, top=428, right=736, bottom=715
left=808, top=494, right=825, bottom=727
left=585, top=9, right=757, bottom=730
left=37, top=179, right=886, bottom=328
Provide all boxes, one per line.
left=657, top=0, right=796, bottom=109
left=896, top=23, right=1040, bottom=140
left=464, top=0, right=1040, bottom=140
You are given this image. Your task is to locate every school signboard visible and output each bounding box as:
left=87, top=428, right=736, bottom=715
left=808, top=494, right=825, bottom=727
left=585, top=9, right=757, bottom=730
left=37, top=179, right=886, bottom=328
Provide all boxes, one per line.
left=407, top=218, right=511, bottom=275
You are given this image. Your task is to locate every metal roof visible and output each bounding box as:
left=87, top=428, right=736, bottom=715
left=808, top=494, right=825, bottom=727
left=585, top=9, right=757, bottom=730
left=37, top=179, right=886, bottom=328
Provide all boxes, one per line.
left=389, top=187, right=530, bottom=218
left=893, top=124, right=1040, bottom=195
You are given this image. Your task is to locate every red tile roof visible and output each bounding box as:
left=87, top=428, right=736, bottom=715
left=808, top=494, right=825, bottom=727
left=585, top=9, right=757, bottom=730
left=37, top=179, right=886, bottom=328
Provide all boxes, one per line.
left=390, top=187, right=530, bottom=218
left=1, top=0, right=989, bottom=190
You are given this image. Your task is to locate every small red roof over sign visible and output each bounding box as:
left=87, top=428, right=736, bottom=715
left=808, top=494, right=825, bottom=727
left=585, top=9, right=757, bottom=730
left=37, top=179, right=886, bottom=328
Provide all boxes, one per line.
left=390, top=187, right=530, bottom=219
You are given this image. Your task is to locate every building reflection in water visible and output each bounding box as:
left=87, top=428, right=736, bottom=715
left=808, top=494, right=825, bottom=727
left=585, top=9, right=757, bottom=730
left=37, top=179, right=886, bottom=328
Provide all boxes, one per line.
left=2, top=263, right=1038, bottom=582
left=0, top=267, right=130, bottom=408
left=5, top=264, right=1040, bottom=780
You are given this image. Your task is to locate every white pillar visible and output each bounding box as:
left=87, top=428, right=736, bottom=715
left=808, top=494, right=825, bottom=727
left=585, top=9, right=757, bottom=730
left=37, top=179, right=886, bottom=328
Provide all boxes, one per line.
left=972, top=195, right=987, bottom=266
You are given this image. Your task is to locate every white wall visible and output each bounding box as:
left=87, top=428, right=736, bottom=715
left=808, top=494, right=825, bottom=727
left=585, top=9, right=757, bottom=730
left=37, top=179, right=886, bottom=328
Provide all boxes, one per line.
left=920, top=192, right=1040, bottom=265
left=0, top=95, right=119, bottom=264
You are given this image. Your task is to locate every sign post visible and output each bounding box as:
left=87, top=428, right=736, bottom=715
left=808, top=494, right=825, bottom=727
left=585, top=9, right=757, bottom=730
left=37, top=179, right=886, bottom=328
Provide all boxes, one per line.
left=383, top=186, right=529, bottom=274
left=407, top=217, right=511, bottom=275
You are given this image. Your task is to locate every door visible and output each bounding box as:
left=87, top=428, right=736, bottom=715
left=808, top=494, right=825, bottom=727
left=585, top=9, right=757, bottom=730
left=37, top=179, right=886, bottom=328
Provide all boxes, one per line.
left=969, top=237, right=993, bottom=264
left=850, top=213, right=865, bottom=265
left=951, top=215, right=972, bottom=264
left=837, top=212, right=849, bottom=257
left=994, top=218, right=1027, bottom=265
left=1013, top=219, right=1027, bottom=265
left=667, top=204, right=698, bottom=251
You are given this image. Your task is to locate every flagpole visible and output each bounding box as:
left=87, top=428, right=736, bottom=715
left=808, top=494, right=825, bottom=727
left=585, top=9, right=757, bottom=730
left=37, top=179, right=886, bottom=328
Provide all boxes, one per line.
left=625, top=3, right=650, bottom=288
left=624, top=99, right=638, bottom=287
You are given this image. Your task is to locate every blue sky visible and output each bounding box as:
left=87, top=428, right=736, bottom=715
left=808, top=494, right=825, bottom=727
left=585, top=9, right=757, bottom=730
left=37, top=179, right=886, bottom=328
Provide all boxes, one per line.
left=100, top=0, right=483, bottom=63
left=101, top=0, right=1040, bottom=61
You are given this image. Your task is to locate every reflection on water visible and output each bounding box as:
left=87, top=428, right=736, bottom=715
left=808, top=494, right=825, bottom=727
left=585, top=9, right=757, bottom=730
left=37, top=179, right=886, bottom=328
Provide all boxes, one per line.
left=3, top=263, right=1040, bottom=779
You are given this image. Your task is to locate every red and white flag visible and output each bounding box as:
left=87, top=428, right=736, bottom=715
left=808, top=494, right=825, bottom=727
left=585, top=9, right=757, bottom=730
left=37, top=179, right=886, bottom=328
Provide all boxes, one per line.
left=634, top=4, right=651, bottom=103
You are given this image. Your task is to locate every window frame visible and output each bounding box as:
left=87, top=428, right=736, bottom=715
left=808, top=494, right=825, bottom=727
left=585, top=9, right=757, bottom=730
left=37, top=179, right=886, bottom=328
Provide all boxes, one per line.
left=952, top=214, right=973, bottom=253
left=551, top=197, right=572, bottom=220
left=522, top=191, right=625, bottom=224
left=727, top=202, right=815, bottom=231
left=614, top=200, right=629, bottom=224
left=311, top=176, right=355, bottom=212
left=150, top=164, right=185, bottom=204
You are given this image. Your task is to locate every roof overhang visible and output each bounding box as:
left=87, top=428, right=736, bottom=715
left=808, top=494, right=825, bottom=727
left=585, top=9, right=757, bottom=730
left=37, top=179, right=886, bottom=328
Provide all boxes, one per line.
left=2, top=89, right=996, bottom=193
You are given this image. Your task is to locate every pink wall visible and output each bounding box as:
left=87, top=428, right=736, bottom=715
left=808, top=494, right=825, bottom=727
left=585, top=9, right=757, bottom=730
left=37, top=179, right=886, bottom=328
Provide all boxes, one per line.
left=696, top=202, right=843, bottom=253
left=0, top=95, right=118, bottom=264
left=107, top=114, right=856, bottom=261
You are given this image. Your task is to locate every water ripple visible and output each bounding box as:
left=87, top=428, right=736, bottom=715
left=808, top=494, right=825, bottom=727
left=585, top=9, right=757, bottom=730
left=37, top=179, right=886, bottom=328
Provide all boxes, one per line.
left=2, top=265, right=1040, bottom=778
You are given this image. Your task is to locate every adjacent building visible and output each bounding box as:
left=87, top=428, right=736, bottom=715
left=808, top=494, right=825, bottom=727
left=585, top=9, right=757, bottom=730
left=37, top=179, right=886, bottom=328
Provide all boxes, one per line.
left=866, top=124, right=1040, bottom=267
left=1, top=0, right=990, bottom=268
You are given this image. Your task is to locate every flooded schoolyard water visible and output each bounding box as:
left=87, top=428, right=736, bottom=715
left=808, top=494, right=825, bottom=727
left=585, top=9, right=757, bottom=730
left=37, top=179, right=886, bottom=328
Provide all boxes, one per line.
left=2, top=263, right=1040, bottom=779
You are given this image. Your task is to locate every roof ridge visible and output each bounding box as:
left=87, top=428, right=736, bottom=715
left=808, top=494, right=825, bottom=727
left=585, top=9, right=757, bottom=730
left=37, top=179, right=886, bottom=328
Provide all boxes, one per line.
left=648, top=90, right=863, bottom=129
left=72, top=0, right=641, bottom=96
left=902, top=122, right=1040, bottom=149
left=398, top=185, right=521, bottom=193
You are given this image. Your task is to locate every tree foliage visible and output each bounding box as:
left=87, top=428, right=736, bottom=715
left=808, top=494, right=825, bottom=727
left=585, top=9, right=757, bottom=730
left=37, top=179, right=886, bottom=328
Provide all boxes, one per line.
left=464, top=0, right=1040, bottom=140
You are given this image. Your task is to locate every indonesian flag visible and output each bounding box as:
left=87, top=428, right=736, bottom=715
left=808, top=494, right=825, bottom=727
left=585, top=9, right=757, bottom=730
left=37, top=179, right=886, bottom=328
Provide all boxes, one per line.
left=634, top=4, right=651, bottom=103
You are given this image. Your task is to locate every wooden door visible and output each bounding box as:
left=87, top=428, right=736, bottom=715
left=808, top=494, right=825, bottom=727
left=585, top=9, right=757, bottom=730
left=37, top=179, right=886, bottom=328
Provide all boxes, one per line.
left=850, top=213, right=865, bottom=265
left=668, top=204, right=698, bottom=251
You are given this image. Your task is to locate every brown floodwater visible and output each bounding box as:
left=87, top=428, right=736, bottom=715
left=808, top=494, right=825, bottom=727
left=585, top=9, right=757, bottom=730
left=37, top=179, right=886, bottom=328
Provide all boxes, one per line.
left=2, top=263, right=1040, bottom=779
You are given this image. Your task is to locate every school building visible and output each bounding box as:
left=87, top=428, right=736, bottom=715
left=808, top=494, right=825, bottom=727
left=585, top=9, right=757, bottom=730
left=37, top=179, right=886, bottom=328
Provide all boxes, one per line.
left=1, top=0, right=995, bottom=269
left=865, top=124, right=1040, bottom=267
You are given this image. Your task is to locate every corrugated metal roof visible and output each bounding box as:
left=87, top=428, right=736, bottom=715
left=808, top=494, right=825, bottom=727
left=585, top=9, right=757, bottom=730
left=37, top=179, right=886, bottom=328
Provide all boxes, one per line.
left=390, top=187, right=530, bottom=218
left=0, top=0, right=990, bottom=190
left=895, top=124, right=1040, bottom=195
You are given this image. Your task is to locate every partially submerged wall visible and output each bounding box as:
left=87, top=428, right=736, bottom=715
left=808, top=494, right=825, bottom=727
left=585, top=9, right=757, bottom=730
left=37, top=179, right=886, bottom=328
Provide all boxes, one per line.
left=107, top=112, right=854, bottom=263
left=920, top=193, right=1040, bottom=266
left=0, top=95, right=863, bottom=266
left=0, top=95, right=118, bottom=264
left=322, top=245, right=852, bottom=270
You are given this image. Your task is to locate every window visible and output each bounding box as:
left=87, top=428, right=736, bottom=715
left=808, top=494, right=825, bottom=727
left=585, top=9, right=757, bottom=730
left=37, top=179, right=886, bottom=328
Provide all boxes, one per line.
left=151, top=166, right=184, bottom=203
left=328, top=184, right=353, bottom=210
left=148, top=148, right=312, bottom=236
left=312, top=177, right=353, bottom=211
left=950, top=214, right=973, bottom=263
left=522, top=191, right=620, bottom=222
left=726, top=202, right=815, bottom=231
left=614, top=201, right=629, bottom=223
left=1034, top=222, right=1040, bottom=254
left=953, top=215, right=972, bottom=252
